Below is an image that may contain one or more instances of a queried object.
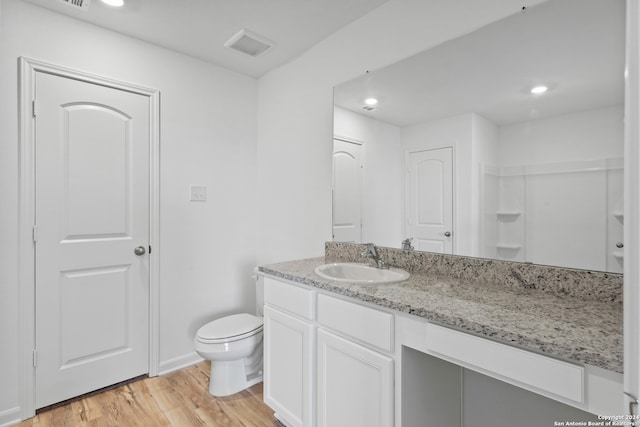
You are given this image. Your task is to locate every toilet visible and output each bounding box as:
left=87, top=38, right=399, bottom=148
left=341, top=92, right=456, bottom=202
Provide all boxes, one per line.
left=194, top=313, right=264, bottom=396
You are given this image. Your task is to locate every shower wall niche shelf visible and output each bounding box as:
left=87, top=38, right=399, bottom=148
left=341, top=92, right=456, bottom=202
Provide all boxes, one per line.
left=496, top=211, right=521, bottom=221
left=496, top=243, right=522, bottom=250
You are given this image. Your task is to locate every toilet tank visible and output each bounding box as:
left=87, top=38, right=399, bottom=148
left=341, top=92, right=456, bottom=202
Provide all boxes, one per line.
left=254, top=270, right=264, bottom=316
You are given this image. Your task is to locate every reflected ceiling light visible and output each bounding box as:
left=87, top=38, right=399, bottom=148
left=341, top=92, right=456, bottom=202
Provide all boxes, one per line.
left=101, top=0, right=124, bottom=6
left=530, top=85, right=548, bottom=95
left=364, top=98, right=378, bottom=106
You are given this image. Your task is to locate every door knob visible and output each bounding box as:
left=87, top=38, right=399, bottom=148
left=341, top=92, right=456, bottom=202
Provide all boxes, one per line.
left=134, top=246, right=146, bottom=256
left=444, top=231, right=451, bottom=237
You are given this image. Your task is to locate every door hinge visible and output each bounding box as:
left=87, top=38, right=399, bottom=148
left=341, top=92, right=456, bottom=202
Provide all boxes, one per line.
left=32, top=225, right=37, bottom=243
left=33, top=350, right=38, bottom=368
left=32, top=99, right=37, bottom=118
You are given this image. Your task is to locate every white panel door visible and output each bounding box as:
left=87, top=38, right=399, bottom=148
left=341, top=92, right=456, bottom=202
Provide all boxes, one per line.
left=332, top=139, right=363, bottom=243
left=34, top=71, right=150, bottom=408
left=406, top=148, right=453, bottom=253
left=317, top=329, right=394, bottom=427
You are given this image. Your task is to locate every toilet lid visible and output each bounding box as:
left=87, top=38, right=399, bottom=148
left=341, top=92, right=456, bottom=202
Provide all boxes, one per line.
left=197, top=313, right=263, bottom=343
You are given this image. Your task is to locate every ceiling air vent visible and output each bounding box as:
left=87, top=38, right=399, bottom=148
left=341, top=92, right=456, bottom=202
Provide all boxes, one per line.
left=224, top=29, right=273, bottom=57
left=362, top=105, right=376, bottom=111
left=57, top=0, right=91, bottom=10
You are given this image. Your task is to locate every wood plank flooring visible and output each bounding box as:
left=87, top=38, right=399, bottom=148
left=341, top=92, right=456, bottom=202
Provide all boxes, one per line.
left=16, top=362, right=281, bottom=427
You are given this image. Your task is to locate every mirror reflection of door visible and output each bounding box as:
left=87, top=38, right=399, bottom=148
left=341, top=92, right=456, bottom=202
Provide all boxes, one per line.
left=406, top=147, right=453, bottom=253
left=332, top=139, right=363, bottom=243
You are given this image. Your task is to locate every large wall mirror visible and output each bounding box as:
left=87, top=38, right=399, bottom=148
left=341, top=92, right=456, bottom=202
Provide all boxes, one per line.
left=332, top=0, right=625, bottom=273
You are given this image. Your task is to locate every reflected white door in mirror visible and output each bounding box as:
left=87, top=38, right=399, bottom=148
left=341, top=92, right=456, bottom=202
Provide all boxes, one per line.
left=406, top=147, right=453, bottom=254
left=332, top=139, right=363, bottom=243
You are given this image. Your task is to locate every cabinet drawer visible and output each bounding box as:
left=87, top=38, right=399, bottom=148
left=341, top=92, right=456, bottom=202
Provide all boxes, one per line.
left=425, top=323, right=584, bottom=403
left=264, top=276, right=315, bottom=320
left=317, top=293, right=393, bottom=352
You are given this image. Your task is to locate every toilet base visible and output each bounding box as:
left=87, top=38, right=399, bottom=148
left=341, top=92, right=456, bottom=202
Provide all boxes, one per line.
left=208, top=355, right=263, bottom=397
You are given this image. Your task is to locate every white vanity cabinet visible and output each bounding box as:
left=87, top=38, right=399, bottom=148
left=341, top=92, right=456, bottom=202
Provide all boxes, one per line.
left=262, top=276, right=395, bottom=427
left=263, top=277, right=315, bottom=427
left=316, top=294, right=394, bottom=427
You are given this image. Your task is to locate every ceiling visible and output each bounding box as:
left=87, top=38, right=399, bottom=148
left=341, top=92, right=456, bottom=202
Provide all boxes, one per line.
left=22, top=0, right=388, bottom=78
left=334, top=0, right=625, bottom=127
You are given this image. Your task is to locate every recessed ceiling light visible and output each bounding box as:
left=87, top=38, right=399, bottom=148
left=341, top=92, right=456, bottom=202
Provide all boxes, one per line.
left=530, top=85, right=548, bottom=95
left=101, top=0, right=124, bottom=7
left=364, top=98, right=378, bottom=106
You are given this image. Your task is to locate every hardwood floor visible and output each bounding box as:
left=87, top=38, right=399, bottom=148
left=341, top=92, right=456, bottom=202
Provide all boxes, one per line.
left=16, top=362, right=281, bottom=427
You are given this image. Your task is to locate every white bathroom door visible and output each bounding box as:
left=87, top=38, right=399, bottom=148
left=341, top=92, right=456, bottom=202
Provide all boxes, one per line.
left=332, top=139, right=363, bottom=242
left=34, top=71, right=150, bottom=408
left=406, top=148, right=453, bottom=253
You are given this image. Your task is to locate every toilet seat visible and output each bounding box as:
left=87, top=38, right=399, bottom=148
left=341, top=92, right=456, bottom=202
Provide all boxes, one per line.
left=196, top=313, right=263, bottom=344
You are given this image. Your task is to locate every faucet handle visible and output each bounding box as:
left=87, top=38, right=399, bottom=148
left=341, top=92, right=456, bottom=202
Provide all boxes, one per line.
left=401, top=238, right=414, bottom=251
left=361, top=243, right=371, bottom=257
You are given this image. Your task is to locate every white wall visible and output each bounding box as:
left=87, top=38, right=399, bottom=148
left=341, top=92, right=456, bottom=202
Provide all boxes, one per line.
left=462, top=369, right=599, bottom=426
left=256, top=0, right=547, bottom=264
left=498, top=105, right=624, bottom=166
left=333, top=107, right=403, bottom=247
left=472, top=115, right=499, bottom=256
left=0, top=0, right=257, bottom=421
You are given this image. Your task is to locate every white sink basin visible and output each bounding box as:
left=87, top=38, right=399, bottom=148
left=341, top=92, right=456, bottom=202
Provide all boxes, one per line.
left=314, top=263, right=410, bottom=284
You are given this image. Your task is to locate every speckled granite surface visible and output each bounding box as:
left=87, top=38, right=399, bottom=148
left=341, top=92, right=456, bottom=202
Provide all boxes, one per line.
left=259, top=248, right=623, bottom=373
left=326, top=242, right=623, bottom=303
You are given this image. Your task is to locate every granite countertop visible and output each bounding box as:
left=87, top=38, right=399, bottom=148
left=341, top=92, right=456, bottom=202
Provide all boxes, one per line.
left=259, top=257, right=623, bottom=374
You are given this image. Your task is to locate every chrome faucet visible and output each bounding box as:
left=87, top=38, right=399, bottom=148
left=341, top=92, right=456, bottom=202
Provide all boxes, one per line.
left=361, top=243, right=388, bottom=269
left=401, top=238, right=414, bottom=251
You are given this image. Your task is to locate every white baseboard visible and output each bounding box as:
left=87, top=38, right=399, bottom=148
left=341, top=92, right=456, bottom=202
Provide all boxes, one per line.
left=158, top=352, right=204, bottom=376
left=274, top=412, right=295, bottom=427
left=0, top=407, right=22, bottom=427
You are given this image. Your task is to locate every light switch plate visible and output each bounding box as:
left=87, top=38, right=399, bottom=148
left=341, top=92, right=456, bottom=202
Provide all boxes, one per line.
left=190, top=185, right=207, bottom=201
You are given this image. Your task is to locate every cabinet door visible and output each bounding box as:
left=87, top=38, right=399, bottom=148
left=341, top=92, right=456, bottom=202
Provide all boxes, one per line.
left=264, top=306, right=313, bottom=427
left=317, top=329, right=394, bottom=427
